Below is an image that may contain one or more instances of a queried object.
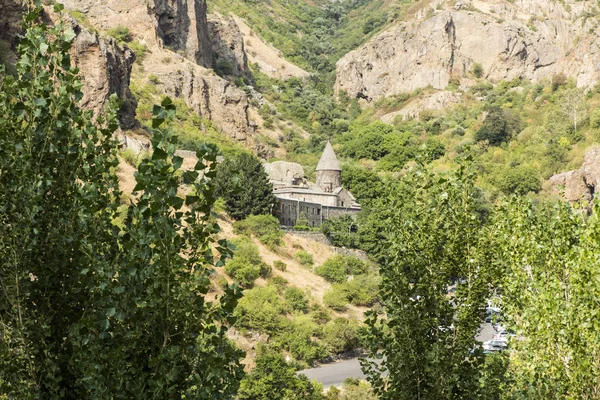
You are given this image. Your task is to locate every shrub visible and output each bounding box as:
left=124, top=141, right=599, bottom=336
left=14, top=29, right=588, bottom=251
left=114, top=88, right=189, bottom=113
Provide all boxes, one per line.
left=273, top=316, right=329, bottom=363
left=495, top=165, right=542, bottom=195
left=128, top=40, right=149, bottom=64
left=234, top=214, right=284, bottom=249
left=148, top=74, right=160, bottom=84
left=225, top=237, right=268, bottom=287
left=234, top=285, right=288, bottom=333
left=107, top=25, right=133, bottom=43
left=475, top=106, right=521, bottom=145
left=316, top=255, right=368, bottom=283
left=323, top=318, right=360, bottom=354
left=120, top=148, right=139, bottom=166
left=237, top=345, right=323, bottom=399
left=284, top=287, right=309, bottom=312
left=472, top=63, right=484, bottom=78
left=268, top=275, right=288, bottom=290
left=591, top=108, right=600, bottom=129
left=343, top=275, right=380, bottom=307
left=213, top=58, right=234, bottom=77
left=552, top=72, right=567, bottom=91
left=323, top=288, right=348, bottom=311
left=273, top=260, right=287, bottom=271
left=295, top=250, right=314, bottom=267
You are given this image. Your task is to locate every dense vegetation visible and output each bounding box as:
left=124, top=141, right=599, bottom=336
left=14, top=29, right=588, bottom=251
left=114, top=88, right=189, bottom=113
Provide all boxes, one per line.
left=0, top=11, right=243, bottom=397
left=4, top=0, right=600, bottom=398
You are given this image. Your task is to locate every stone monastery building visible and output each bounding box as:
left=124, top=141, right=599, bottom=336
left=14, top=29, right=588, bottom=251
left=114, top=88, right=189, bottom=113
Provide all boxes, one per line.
left=264, top=142, right=361, bottom=227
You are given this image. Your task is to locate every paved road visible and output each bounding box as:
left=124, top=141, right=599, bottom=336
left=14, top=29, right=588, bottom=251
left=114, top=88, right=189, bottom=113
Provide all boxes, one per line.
left=299, top=323, right=496, bottom=388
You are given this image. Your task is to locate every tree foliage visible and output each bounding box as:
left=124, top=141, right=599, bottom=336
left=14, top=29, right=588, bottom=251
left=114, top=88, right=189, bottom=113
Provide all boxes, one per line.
left=0, top=14, right=243, bottom=398
left=491, top=199, right=600, bottom=397
left=214, top=152, right=275, bottom=220
left=237, top=345, right=323, bottom=400
left=362, top=159, right=493, bottom=399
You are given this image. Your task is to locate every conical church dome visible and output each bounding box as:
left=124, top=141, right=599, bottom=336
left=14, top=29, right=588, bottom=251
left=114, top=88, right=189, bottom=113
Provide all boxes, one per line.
left=316, top=141, right=341, bottom=171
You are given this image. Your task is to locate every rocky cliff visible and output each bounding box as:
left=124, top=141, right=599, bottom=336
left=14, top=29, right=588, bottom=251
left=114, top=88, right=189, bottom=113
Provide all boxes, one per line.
left=60, top=0, right=256, bottom=144
left=548, top=148, right=600, bottom=203
left=208, top=14, right=251, bottom=79
left=336, top=0, right=600, bottom=101
left=0, top=1, right=137, bottom=128
left=70, top=25, right=138, bottom=129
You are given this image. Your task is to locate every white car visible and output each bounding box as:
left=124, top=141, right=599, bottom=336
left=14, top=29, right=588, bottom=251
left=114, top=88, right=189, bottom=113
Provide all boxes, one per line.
left=483, top=339, right=507, bottom=352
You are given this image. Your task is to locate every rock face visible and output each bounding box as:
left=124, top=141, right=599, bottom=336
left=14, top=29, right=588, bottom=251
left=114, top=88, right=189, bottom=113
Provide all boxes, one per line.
left=0, top=0, right=24, bottom=45
left=158, top=66, right=252, bottom=140
left=0, top=1, right=137, bottom=128
left=336, top=0, right=600, bottom=101
left=380, top=91, right=462, bottom=123
left=152, top=0, right=212, bottom=67
left=207, top=14, right=250, bottom=79
left=71, top=24, right=138, bottom=129
left=548, top=149, right=600, bottom=203
left=59, top=0, right=256, bottom=144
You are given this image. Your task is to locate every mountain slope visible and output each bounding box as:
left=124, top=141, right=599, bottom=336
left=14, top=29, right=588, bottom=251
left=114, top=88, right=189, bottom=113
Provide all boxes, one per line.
left=336, top=0, right=600, bottom=101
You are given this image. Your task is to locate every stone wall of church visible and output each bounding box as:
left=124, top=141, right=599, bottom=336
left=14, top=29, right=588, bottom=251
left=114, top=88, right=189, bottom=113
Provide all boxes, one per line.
left=275, top=198, right=360, bottom=227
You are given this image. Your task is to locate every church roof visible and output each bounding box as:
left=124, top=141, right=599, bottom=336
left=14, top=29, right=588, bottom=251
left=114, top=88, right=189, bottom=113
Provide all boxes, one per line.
left=316, top=141, right=341, bottom=171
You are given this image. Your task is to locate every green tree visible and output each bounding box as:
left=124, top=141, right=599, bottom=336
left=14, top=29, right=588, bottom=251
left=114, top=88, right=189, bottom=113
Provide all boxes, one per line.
left=341, top=165, right=384, bottom=206
left=495, top=165, right=541, bottom=195
left=237, top=345, right=323, bottom=400
left=491, top=199, right=600, bottom=397
left=0, top=13, right=244, bottom=398
left=362, top=160, right=493, bottom=399
left=214, top=152, right=276, bottom=220
left=474, top=106, right=520, bottom=145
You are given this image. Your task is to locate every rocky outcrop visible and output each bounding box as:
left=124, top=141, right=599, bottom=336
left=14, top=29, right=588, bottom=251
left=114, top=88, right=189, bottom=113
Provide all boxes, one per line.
left=381, top=91, right=462, bottom=123
left=208, top=14, right=250, bottom=79
left=59, top=0, right=257, bottom=144
left=157, top=64, right=252, bottom=140
left=0, top=0, right=25, bottom=45
left=548, top=148, right=600, bottom=203
left=152, top=0, right=212, bottom=67
left=70, top=24, right=137, bottom=129
left=336, top=0, right=600, bottom=101
left=0, top=1, right=137, bottom=128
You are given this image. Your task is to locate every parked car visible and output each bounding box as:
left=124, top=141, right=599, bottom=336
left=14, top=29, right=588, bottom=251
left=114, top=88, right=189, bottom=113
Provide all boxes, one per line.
left=483, top=339, right=507, bottom=353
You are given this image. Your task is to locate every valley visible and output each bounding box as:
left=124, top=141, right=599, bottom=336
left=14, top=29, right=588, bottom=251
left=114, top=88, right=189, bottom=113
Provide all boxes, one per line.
left=2, top=0, right=600, bottom=398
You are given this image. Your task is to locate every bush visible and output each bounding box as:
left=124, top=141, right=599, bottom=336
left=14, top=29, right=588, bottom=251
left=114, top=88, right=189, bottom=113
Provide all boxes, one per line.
left=552, top=72, right=567, bottom=91
left=295, top=250, right=314, bottom=267
left=273, top=316, right=329, bottom=363
left=148, top=74, right=160, bottom=84
left=107, top=25, right=133, bottom=43
left=472, top=63, right=484, bottom=78
left=323, top=318, right=360, bottom=354
left=273, top=260, right=287, bottom=271
left=284, top=287, right=309, bottom=312
left=128, top=40, right=149, bottom=64
left=120, top=149, right=139, bottom=166
left=237, top=345, right=323, bottom=400
left=323, top=288, right=348, bottom=311
left=475, top=106, right=521, bottom=146
left=225, top=237, right=269, bottom=287
left=591, top=108, right=600, bottom=129
left=235, top=285, right=288, bottom=333
left=495, top=165, right=542, bottom=195
left=268, top=275, right=288, bottom=290
left=213, top=58, right=234, bottom=77
left=234, top=214, right=284, bottom=249
left=316, top=255, right=368, bottom=283
left=343, top=275, right=380, bottom=307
